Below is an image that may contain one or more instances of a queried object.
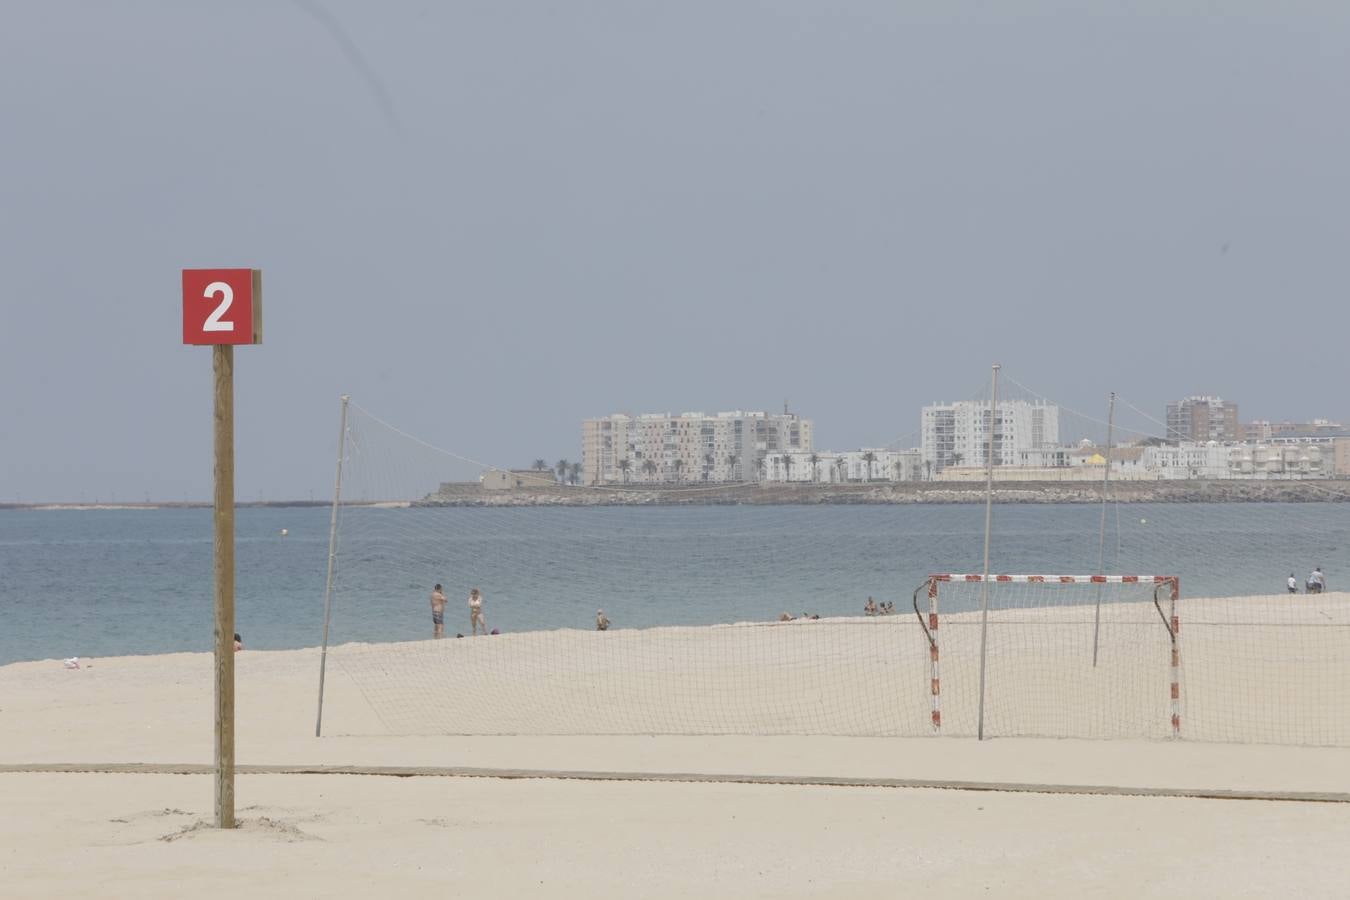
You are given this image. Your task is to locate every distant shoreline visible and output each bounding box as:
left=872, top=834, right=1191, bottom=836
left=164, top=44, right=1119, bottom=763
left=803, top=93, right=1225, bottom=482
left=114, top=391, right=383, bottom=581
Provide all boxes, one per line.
left=0, top=500, right=391, bottom=511
left=11, top=479, right=1345, bottom=509
left=416, top=480, right=1350, bottom=505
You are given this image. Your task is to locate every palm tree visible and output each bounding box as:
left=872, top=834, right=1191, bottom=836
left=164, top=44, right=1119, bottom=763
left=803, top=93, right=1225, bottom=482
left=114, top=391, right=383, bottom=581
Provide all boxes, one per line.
left=532, top=459, right=549, bottom=472
left=781, top=454, right=793, bottom=482
left=726, top=453, right=739, bottom=482
left=617, top=458, right=632, bottom=483
left=642, top=459, right=658, bottom=481
left=808, top=453, right=820, bottom=483
left=672, top=458, right=684, bottom=483
left=555, top=459, right=569, bottom=484
left=893, top=460, right=904, bottom=482
left=835, top=458, right=846, bottom=483
left=862, top=451, right=877, bottom=483
left=756, top=456, right=766, bottom=481
left=951, top=452, right=964, bottom=468
left=568, top=462, right=582, bottom=485
left=703, top=453, right=714, bottom=482
left=924, top=460, right=933, bottom=481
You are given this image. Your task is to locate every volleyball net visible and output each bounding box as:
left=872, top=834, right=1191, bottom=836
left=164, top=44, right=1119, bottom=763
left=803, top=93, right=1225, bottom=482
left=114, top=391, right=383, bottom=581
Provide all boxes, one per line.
left=315, top=383, right=1350, bottom=745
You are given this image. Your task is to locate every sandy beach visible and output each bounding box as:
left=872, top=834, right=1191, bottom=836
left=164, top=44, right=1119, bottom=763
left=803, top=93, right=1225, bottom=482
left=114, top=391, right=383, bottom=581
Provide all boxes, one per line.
left=5, top=596, right=1350, bottom=897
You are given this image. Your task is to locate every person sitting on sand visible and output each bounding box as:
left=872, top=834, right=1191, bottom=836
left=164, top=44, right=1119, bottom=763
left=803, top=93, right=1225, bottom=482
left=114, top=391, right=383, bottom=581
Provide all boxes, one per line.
left=468, top=587, right=486, bottom=635
left=779, top=612, right=795, bottom=621
left=882, top=601, right=895, bottom=615
left=864, top=597, right=877, bottom=616
left=233, top=633, right=243, bottom=652
left=596, top=609, right=610, bottom=631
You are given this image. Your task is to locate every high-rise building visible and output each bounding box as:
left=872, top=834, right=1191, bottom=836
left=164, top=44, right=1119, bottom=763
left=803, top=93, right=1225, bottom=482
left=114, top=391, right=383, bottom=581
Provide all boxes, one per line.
left=1165, top=396, right=1240, bottom=443
left=581, top=411, right=813, bottom=485
left=920, top=400, right=1060, bottom=474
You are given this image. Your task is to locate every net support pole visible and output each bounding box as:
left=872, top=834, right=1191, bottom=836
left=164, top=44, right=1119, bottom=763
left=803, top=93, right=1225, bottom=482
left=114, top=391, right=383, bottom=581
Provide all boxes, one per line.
left=315, top=394, right=350, bottom=738
left=212, top=345, right=235, bottom=829
left=1091, top=392, right=1117, bottom=667
left=976, top=363, right=999, bottom=741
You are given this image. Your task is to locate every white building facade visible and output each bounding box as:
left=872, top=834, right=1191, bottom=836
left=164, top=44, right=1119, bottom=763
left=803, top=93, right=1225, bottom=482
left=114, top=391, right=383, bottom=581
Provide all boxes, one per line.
left=1139, top=443, right=1232, bottom=479
left=582, top=411, right=813, bottom=485
left=921, top=400, right=1060, bottom=475
left=760, top=448, right=923, bottom=483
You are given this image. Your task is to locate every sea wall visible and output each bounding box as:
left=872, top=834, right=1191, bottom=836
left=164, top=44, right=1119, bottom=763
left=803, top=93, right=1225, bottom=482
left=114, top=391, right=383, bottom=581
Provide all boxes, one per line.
left=416, top=479, right=1350, bottom=507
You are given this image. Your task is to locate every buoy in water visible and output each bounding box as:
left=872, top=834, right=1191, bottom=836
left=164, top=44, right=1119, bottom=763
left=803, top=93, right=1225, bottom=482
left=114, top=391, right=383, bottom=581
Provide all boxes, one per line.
left=280, top=528, right=289, bottom=536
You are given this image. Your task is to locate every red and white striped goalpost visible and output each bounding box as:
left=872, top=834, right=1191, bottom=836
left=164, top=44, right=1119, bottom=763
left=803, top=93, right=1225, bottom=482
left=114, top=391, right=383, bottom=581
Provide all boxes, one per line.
left=918, top=574, right=1181, bottom=739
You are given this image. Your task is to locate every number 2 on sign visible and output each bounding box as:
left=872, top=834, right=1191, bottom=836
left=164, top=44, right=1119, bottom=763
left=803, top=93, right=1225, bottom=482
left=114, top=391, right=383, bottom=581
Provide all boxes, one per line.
left=203, top=281, right=235, bottom=332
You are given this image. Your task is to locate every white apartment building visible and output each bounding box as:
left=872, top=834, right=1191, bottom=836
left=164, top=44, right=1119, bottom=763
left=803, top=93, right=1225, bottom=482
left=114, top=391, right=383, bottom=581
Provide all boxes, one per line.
left=761, top=448, right=923, bottom=483
left=1229, top=443, right=1324, bottom=478
left=582, top=410, right=813, bottom=485
left=921, top=400, right=1060, bottom=474
left=939, top=441, right=1331, bottom=482
left=1139, top=442, right=1322, bottom=479
left=762, top=450, right=834, bottom=483
left=1139, top=443, right=1231, bottom=479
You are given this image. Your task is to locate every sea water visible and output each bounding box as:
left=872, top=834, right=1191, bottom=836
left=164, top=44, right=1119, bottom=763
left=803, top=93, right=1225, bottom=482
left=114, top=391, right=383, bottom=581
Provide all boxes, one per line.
left=0, top=503, right=1344, bottom=665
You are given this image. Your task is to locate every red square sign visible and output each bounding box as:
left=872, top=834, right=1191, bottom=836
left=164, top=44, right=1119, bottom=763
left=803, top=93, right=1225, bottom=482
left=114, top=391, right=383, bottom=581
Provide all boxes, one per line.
left=182, top=269, right=262, bottom=345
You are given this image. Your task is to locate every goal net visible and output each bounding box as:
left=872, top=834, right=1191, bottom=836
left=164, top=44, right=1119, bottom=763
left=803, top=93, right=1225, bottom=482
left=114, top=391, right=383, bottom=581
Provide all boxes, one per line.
left=919, top=575, right=1180, bottom=741
left=974, top=375, right=1350, bottom=746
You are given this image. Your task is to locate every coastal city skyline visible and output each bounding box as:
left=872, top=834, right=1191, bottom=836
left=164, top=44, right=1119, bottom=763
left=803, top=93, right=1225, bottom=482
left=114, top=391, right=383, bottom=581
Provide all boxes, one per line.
left=541, top=393, right=1349, bottom=489
left=13, top=387, right=1350, bottom=504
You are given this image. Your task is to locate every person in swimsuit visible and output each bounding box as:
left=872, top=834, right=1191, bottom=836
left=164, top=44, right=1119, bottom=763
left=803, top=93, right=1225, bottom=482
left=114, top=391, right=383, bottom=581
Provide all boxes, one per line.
left=468, top=587, right=486, bottom=635
left=596, top=609, right=610, bottom=631
left=430, top=583, right=447, bottom=638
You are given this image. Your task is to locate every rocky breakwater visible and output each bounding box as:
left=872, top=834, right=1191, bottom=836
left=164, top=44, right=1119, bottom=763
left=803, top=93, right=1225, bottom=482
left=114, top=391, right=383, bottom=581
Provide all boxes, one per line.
left=415, top=479, right=1350, bottom=507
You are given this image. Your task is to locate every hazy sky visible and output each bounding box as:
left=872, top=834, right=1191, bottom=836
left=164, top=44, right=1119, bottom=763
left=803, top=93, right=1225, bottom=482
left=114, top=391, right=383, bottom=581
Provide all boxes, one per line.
left=3, top=2, right=1348, bottom=501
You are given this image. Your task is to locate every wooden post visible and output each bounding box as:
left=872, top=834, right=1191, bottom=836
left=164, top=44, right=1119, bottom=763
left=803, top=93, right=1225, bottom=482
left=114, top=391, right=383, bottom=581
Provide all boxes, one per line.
left=213, top=344, right=236, bottom=829
left=184, top=267, right=257, bottom=830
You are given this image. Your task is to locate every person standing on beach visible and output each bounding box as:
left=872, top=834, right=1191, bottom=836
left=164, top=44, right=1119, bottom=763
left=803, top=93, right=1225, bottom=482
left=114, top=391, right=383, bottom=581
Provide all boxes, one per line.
left=1310, top=567, right=1326, bottom=594
left=596, top=609, right=610, bottom=631
left=1288, top=573, right=1299, bottom=594
left=430, top=584, right=447, bottom=638
left=468, top=587, right=486, bottom=635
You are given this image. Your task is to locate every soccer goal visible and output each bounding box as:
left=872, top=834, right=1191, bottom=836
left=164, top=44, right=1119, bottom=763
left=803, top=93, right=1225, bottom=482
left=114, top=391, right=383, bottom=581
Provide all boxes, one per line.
left=914, top=575, right=1180, bottom=741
